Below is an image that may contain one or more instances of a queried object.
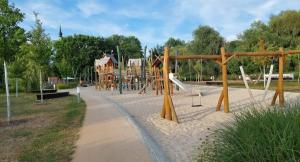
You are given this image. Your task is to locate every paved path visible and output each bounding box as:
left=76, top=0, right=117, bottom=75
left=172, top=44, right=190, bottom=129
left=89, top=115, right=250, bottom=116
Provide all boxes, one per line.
left=72, top=87, right=153, bottom=162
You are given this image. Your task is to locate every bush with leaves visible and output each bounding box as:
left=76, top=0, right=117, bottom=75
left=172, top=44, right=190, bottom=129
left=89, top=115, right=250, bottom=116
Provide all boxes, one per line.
left=199, top=105, right=300, bottom=162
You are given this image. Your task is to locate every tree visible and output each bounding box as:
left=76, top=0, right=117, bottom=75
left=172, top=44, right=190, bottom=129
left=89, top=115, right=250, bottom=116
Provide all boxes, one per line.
left=54, top=35, right=106, bottom=79
left=165, top=37, right=185, bottom=47
left=20, top=12, right=53, bottom=90
left=0, top=0, right=26, bottom=62
left=269, top=10, right=300, bottom=49
left=0, top=0, right=26, bottom=88
left=106, top=35, right=142, bottom=62
left=189, top=26, right=224, bottom=54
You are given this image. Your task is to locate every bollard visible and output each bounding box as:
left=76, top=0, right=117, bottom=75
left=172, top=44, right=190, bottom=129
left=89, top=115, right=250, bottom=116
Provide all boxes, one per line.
left=77, top=86, right=80, bottom=103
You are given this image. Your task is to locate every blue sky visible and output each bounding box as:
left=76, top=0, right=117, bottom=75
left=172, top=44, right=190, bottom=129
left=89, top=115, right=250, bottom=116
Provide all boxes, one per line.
left=12, top=0, right=300, bottom=49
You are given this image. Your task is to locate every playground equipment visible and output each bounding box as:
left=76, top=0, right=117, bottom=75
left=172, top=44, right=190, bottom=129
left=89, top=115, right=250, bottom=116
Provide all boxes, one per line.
left=125, top=59, right=142, bottom=90
left=161, top=46, right=300, bottom=123
left=263, top=64, right=274, bottom=101
left=95, top=53, right=118, bottom=90
left=239, top=66, right=257, bottom=105
left=169, top=73, right=188, bottom=91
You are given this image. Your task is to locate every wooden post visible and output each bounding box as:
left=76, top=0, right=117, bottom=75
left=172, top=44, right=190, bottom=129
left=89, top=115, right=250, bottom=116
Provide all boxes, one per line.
left=216, top=90, right=224, bottom=111
left=160, top=47, right=178, bottom=123
left=221, top=47, right=229, bottom=113
left=117, top=46, right=122, bottom=94
left=95, top=65, right=98, bottom=89
left=278, top=47, right=285, bottom=106
left=271, top=89, right=278, bottom=106
left=271, top=48, right=285, bottom=106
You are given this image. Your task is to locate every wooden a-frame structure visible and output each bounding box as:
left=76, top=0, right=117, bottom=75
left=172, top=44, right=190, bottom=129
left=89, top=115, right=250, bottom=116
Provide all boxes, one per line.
left=161, top=46, right=300, bottom=123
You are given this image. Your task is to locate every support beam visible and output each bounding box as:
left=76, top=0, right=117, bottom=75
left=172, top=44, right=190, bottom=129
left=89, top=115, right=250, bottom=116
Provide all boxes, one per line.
left=160, top=47, right=178, bottom=123
left=278, top=48, right=285, bottom=106
left=221, top=47, right=229, bottom=113
left=216, top=90, right=224, bottom=111
left=223, top=54, right=236, bottom=65
left=271, top=89, right=279, bottom=106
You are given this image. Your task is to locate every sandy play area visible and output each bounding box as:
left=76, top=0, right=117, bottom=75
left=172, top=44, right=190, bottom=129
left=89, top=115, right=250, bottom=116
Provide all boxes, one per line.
left=95, top=85, right=300, bottom=162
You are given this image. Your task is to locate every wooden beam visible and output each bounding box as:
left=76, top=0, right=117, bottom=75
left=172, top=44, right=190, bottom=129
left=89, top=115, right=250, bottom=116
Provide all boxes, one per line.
left=160, top=47, right=178, bottom=123
left=271, top=89, right=279, bottom=106
left=221, top=47, right=229, bottom=113
left=223, top=54, right=236, bottom=65
left=214, top=59, right=222, bottom=66
left=226, top=51, right=281, bottom=57
left=169, top=55, right=221, bottom=61
left=278, top=48, right=285, bottom=106
left=164, top=50, right=300, bottom=62
left=216, top=90, right=224, bottom=111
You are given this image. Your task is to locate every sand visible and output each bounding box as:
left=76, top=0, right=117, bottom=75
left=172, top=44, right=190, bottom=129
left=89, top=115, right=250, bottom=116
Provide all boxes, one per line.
left=104, top=85, right=300, bottom=162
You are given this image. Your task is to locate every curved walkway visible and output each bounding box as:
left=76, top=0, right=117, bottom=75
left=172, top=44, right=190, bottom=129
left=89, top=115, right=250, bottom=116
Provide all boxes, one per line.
left=72, top=87, right=153, bottom=162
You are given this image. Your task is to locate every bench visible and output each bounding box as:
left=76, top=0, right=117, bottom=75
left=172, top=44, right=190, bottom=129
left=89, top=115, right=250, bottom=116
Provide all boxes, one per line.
left=32, top=89, right=57, bottom=93
left=37, top=92, right=69, bottom=100
left=205, top=81, right=223, bottom=85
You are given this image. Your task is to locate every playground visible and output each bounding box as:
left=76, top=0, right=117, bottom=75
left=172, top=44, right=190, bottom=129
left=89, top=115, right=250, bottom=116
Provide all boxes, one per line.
left=77, top=46, right=300, bottom=161
left=74, top=84, right=299, bottom=161
left=2, top=1, right=300, bottom=161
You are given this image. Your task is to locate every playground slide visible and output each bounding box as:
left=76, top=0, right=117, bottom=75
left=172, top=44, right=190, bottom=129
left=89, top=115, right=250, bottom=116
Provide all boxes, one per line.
left=169, top=73, right=188, bottom=91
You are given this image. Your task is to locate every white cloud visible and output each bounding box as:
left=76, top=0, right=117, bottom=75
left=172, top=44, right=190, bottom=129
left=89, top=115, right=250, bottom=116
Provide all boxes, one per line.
left=77, top=0, right=107, bottom=17
left=13, top=0, right=300, bottom=49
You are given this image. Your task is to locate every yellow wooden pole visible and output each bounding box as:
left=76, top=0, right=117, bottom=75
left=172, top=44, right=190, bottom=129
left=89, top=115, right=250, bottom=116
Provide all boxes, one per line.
left=160, top=47, right=178, bottom=122
left=278, top=47, right=285, bottom=106
left=221, top=47, right=229, bottom=113
left=216, top=90, right=224, bottom=111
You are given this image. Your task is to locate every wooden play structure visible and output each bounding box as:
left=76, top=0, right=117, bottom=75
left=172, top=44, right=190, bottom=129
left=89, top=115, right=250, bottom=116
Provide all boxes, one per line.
left=95, top=53, right=118, bottom=90
left=161, top=46, right=300, bottom=123
left=125, top=59, right=142, bottom=90
left=151, top=57, right=164, bottom=95
left=138, top=55, right=174, bottom=95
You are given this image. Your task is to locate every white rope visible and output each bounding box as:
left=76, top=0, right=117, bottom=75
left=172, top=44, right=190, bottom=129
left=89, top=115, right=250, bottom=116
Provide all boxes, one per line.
left=240, top=66, right=257, bottom=105
left=263, top=64, right=274, bottom=101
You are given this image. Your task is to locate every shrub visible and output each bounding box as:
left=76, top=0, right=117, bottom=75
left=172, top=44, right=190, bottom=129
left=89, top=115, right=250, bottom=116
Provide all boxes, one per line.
left=56, top=82, right=78, bottom=90
left=199, top=105, right=300, bottom=162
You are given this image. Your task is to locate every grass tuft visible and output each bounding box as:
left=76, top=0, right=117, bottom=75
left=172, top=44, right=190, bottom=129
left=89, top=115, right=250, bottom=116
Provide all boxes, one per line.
left=198, top=105, right=300, bottom=162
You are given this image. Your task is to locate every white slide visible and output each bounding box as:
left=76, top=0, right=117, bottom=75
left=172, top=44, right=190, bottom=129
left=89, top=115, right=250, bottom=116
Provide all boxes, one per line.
left=169, top=73, right=190, bottom=91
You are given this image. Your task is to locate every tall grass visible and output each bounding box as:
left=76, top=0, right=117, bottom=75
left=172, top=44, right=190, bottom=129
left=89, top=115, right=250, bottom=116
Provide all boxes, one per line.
left=199, top=105, right=300, bottom=162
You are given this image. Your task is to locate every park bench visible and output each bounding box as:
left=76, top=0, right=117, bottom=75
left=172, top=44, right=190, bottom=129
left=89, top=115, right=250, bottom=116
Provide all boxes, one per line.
left=36, top=92, right=69, bottom=100
left=205, top=81, right=223, bottom=85
left=32, top=89, right=57, bottom=93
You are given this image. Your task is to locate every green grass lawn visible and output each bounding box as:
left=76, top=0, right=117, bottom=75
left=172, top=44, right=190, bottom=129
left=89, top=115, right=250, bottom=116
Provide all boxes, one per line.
left=0, top=94, right=86, bottom=162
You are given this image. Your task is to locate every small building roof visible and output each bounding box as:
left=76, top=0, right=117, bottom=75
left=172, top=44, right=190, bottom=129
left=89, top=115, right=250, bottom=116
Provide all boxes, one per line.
left=107, top=54, right=118, bottom=64
left=127, top=59, right=142, bottom=67
left=95, top=56, right=111, bottom=66
left=95, top=53, right=118, bottom=67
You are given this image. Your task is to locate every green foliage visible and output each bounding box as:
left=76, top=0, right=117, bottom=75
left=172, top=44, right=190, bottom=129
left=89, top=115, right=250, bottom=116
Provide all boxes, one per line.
left=0, top=0, right=26, bottom=89
left=199, top=105, right=300, bottom=162
left=18, top=12, right=53, bottom=91
left=0, top=0, right=26, bottom=63
left=54, top=35, right=106, bottom=78
left=106, top=34, right=143, bottom=61
left=269, top=10, right=300, bottom=48
left=165, top=37, right=185, bottom=47
left=56, top=82, right=78, bottom=90
left=190, top=26, right=224, bottom=54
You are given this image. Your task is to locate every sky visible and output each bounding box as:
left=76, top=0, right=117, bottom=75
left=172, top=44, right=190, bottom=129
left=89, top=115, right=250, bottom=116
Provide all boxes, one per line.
left=12, top=0, right=300, bottom=50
